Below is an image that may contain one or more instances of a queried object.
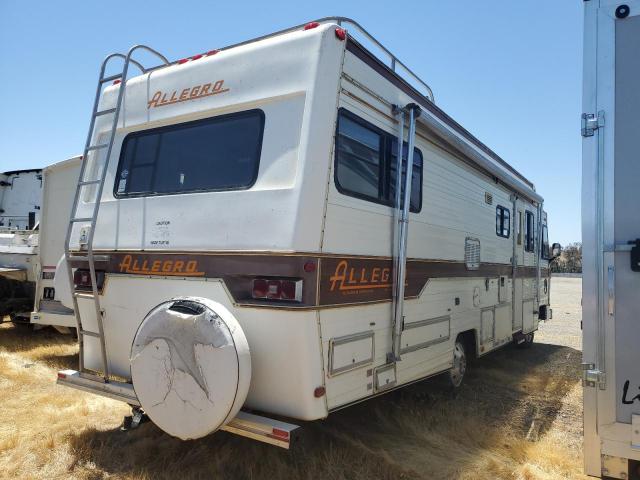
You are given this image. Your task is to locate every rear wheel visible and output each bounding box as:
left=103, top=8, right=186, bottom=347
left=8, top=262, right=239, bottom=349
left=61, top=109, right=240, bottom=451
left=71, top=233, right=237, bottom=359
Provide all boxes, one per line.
left=447, top=339, right=467, bottom=388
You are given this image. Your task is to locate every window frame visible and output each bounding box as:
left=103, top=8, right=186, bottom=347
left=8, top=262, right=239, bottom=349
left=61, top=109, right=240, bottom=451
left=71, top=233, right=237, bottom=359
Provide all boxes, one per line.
left=334, top=108, right=423, bottom=214
left=495, top=205, right=511, bottom=238
left=524, top=210, right=535, bottom=252
left=113, top=109, right=265, bottom=199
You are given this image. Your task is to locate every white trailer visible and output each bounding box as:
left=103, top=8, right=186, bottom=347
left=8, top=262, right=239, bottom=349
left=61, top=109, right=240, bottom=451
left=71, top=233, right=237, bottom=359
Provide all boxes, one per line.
left=582, top=2, right=640, bottom=477
left=54, top=18, right=559, bottom=448
left=0, top=169, right=42, bottom=230
left=30, top=156, right=82, bottom=331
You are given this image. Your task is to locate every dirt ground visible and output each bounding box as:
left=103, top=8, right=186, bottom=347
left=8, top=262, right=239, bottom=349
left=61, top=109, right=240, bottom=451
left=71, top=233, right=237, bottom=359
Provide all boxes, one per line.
left=0, top=276, right=586, bottom=480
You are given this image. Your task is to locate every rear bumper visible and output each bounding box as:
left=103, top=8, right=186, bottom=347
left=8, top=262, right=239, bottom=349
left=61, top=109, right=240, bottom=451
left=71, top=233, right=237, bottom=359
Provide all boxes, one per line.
left=56, top=369, right=300, bottom=448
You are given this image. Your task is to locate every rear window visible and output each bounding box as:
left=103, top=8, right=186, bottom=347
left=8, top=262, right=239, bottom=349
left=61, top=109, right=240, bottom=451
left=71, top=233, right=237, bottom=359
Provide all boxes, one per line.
left=114, top=109, right=264, bottom=197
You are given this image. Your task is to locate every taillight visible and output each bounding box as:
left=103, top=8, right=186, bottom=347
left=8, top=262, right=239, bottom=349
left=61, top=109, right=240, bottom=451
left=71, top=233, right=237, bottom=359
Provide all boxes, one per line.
left=73, top=269, right=105, bottom=292
left=252, top=278, right=302, bottom=302
left=304, top=22, right=320, bottom=30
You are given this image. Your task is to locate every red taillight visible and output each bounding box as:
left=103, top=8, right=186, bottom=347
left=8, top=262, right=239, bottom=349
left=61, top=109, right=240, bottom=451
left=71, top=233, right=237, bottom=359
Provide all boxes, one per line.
left=304, top=22, right=320, bottom=30
left=177, top=58, right=189, bottom=64
left=73, top=269, right=105, bottom=291
left=303, top=261, right=316, bottom=273
left=206, top=49, right=219, bottom=56
left=252, top=278, right=301, bottom=302
left=57, top=372, right=66, bottom=379
left=271, top=428, right=289, bottom=440
left=314, top=386, right=326, bottom=398
left=335, top=27, right=346, bottom=41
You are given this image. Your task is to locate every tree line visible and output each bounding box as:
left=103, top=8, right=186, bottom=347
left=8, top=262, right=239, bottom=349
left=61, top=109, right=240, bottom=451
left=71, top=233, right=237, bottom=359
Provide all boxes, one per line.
left=550, top=242, right=582, bottom=273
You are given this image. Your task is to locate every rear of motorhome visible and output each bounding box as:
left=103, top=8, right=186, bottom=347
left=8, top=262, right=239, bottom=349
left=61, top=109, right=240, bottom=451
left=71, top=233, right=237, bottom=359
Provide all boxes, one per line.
left=582, top=1, right=640, bottom=477
left=55, top=18, right=557, bottom=447
left=30, top=156, right=82, bottom=331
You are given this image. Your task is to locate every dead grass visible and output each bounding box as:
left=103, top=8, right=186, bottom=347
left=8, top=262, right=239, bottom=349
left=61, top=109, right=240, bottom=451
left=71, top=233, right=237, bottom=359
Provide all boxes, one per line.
left=0, top=278, right=588, bottom=479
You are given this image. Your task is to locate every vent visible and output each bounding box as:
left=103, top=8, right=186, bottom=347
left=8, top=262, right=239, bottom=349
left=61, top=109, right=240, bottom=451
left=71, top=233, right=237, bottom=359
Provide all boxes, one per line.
left=484, top=192, right=493, bottom=205
left=465, top=237, right=481, bottom=270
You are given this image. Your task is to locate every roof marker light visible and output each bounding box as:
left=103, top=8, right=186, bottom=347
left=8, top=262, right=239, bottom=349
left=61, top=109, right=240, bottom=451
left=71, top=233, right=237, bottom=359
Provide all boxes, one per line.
left=303, top=261, right=316, bottom=273
left=112, top=79, right=121, bottom=85
left=335, top=27, right=346, bottom=41
left=206, top=49, right=219, bottom=56
left=191, top=54, right=203, bottom=60
left=304, top=22, right=320, bottom=30
left=177, top=58, right=189, bottom=64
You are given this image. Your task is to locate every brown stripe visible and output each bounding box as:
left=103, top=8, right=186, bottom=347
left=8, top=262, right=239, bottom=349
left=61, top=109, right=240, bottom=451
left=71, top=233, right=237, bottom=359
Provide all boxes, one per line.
left=77, top=251, right=545, bottom=308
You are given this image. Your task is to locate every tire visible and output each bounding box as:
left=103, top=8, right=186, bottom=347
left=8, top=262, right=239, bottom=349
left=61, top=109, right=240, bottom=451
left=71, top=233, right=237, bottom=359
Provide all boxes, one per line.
left=447, top=338, right=467, bottom=388
left=517, top=332, right=535, bottom=349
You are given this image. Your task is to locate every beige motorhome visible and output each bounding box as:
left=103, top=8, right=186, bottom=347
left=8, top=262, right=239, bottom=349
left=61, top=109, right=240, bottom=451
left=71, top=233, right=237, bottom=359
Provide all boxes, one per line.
left=55, top=18, right=557, bottom=448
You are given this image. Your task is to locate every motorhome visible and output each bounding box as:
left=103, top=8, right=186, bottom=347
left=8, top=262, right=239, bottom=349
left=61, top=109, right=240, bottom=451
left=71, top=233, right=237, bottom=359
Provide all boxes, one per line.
left=55, top=18, right=557, bottom=448
left=582, top=2, right=640, bottom=477
left=0, top=168, right=42, bottom=230
left=30, top=156, right=82, bottom=332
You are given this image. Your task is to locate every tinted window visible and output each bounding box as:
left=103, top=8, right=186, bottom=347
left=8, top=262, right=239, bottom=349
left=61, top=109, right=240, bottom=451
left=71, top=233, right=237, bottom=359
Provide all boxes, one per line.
left=496, top=205, right=510, bottom=238
left=525, top=211, right=535, bottom=252
left=541, top=224, right=550, bottom=259
left=115, top=110, right=264, bottom=197
left=335, top=109, right=422, bottom=213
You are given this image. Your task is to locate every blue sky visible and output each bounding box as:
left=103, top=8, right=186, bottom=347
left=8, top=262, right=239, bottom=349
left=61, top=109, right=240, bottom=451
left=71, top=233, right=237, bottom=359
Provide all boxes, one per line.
left=0, top=1, right=583, bottom=245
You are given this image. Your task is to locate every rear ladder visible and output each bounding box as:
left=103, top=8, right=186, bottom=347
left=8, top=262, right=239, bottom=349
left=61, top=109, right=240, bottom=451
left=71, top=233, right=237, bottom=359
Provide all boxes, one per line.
left=64, top=46, right=170, bottom=381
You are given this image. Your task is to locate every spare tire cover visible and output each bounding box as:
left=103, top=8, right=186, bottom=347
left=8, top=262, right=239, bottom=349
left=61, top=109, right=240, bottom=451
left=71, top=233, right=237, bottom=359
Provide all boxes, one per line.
left=130, top=297, right=251, bottom=440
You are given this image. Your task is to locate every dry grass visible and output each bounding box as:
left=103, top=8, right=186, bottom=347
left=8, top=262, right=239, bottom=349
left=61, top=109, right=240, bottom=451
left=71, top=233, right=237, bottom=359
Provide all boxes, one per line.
left=0, top=278, right=588, bottom=479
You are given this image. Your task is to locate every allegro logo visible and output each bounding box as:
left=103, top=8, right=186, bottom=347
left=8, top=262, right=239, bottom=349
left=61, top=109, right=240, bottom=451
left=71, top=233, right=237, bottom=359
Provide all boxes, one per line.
left=118, top=254, right=205, bottom=277
left=147, top=80, right=229, bottom=109
left=329, top=260, right=392, bottom=292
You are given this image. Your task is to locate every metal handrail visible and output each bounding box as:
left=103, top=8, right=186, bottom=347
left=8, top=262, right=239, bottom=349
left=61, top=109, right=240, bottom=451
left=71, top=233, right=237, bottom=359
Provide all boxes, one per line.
left=133, top=17, right=435, bottom=102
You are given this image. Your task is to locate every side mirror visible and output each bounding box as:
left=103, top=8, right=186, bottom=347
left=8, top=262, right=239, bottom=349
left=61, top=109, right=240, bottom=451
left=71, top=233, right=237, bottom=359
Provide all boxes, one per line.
left=551, top=243, right=562, bottom=259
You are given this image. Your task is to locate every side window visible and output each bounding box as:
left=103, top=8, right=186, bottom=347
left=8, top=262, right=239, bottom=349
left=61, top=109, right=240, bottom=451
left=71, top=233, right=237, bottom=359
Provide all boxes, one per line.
left=495, top=205, right=510, bottom=238
left=335, top=114, right=383, bottom=203
left=525, top=211, right=535, bottom=252
left=335, top=109, right=422, bottom=213
left=541, top=224, right=550, bottom=259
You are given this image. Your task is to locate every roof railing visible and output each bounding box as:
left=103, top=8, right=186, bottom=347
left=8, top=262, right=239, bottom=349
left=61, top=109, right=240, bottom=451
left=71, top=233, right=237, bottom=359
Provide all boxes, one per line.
left=140, top=17, right=435, bottom=103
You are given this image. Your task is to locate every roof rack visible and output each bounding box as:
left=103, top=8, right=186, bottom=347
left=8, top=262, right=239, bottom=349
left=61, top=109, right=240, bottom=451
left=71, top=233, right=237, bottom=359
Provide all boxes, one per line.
left=144, top=17, right=435, bottom=103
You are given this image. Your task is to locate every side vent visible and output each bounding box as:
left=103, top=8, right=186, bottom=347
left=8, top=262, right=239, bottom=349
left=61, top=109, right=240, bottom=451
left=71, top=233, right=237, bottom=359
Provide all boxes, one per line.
left=465, top=237, right=481, bottom=270
left=484, top=192, right=493, bottom=205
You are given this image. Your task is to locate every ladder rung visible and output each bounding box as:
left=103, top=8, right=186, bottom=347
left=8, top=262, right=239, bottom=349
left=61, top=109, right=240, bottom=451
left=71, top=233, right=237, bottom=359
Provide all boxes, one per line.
left=95, top=108, right=116, bottom=116
left=80, top=330, right=100, bottom=338
left=101, top=73, right=122, bottom=83
left=71, top=217, right=93, bottom=222
left=74, top=292, right=95, bottom=299
left=78, top=180, right=101, bottom=186
left=86, top=144, right=108, bottom=151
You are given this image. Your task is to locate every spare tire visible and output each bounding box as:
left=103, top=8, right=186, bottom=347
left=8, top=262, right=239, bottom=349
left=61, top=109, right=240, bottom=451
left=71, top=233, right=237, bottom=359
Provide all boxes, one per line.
left=130, top=297, right=251, bottom=440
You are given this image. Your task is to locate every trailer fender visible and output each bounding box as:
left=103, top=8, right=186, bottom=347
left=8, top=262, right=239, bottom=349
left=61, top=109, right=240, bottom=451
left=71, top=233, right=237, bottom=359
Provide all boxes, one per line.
left=130, top=296, right=251, bottom=440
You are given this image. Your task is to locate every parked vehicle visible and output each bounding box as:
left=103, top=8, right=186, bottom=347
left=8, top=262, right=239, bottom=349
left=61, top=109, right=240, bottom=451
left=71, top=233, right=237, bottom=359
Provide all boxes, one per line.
left=30, top=156, right=82, bottom=332
left=0, top=168, right=42, bottom=230
left=582, top=1, right=640, bottom=477
left=54, top=18, right=557, bottom=448
left=0, top=229, right=38, bottom=321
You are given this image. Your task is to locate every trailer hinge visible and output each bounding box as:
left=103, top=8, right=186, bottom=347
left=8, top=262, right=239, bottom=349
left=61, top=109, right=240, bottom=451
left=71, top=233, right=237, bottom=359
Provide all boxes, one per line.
left=581, top=111, right=604, bottom=137
left=582, top=362, right=606, bottom=389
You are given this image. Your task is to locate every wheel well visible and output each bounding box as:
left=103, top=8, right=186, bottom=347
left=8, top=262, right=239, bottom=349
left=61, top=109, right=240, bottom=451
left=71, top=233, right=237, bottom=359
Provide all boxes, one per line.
left=457, top=330, right=478, bottom=359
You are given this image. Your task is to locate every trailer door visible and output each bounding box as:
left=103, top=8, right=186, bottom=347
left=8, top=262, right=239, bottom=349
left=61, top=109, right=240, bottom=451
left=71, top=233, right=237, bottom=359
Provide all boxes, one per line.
left=583, top=1, right=640, bottom=474
left=612, top=9, right=640, bottom=428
